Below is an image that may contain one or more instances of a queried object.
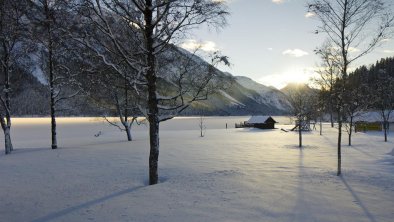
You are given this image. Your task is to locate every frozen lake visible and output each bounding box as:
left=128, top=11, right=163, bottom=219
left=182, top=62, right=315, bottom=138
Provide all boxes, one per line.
left=0, top=117, right=393, bottom=222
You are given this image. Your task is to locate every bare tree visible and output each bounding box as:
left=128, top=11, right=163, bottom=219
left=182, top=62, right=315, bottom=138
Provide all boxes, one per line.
left=28, top=0, right=82, bottom=149
left=314, top=42, right=340, bottom=128
left=0, top=0, right=26, bottom=154
left=85, top=66, right=144, bottom=141
left=79, top=0, right=229, bottom=185
left=286, top=84, right=317, bottom=148
left=343, top=67, right=368, bottom=146
left=308, top=0, right=394, bottom=176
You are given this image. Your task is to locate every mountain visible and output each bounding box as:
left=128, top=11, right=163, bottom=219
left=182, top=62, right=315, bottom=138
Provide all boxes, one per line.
left=179, top=74, right=291, bottom=116
left=280, top=83, right=317, bottom=96
left=7, top=40, right=292, bottom=116
left=9, top=68, right=292, bottom=116
left=155, top=47, right=292, bottom=115
left=235, top=76, right=291, bottom=111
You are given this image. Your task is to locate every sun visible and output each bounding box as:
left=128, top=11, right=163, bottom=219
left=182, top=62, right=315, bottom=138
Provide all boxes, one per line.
left=282, top=68, right=311, bottom=84
left=259, top=66, right=315, bottom=89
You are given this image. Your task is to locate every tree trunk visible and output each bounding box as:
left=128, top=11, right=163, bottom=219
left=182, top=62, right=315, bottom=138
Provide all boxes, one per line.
left=124, top=75, right=132, bottom=142
left=337, top=119, right=342, bottom=176
left=330, top=85, right=334, bottom=128
left=145, top=0, right=160, bottom=185
left=299, top=120, right=302, bottom=148
left=200, top=116, right=204, bottom=137
left=125, top=126, right=132, bottom=141
left=3, top=126, right=12, bottom=154
left=50, top=97, right=57, bottom=149
left=384, top=121, right=388, bottom=142
left=148, top=118, right=159, bottom=185
left=348, top=116, right=353, bottom=146
left=330, top=111, right=334, bottom=128
left=319, top=116, right=322, bottom=136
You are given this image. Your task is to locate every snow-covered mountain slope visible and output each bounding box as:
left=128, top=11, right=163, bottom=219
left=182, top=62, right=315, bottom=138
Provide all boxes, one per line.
left=235, top=76, right=291, bottom=112
left=183, top=74, right=291, bottom=115
left=11, top=45, right=292, bottom=116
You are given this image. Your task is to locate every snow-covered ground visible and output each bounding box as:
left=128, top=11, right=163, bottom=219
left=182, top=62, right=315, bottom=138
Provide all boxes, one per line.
left=0, top=117, right=393, bottom=222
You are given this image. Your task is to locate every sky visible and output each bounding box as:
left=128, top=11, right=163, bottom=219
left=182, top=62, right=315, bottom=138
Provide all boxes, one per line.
left=181, top=0, right=394, bottom=89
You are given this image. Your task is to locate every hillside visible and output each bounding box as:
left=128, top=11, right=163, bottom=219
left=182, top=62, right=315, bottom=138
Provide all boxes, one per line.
left=9, top=68, right=292, bottom=116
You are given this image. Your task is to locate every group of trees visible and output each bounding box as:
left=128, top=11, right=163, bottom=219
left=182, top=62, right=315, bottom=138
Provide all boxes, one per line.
left=308, top=0, right=394, bottom=176
left=352, top=58, right=394, bottom=142
left=0, top=0, right=230, bottom=185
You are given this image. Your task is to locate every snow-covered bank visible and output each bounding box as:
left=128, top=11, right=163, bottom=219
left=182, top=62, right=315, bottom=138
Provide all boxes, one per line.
left=1, top=117, right=393, bottom=222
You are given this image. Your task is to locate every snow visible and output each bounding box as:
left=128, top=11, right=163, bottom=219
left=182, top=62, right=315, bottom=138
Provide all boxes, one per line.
left=235, top=76, right=291, bottom=111
left=25, top=45, right=49, bottom=85
left=1, top=117, right=393, bottom=222
left=354, top=111, right=394, bottom=122
left=246, top=115, right=275, bottom=124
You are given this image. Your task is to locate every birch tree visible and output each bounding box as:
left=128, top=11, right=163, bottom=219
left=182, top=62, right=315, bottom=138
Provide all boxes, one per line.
left=28, top=0, right=82, bottom=149
left=80, top=0, right=229, bottom=185
left=0, top=0, right=26, bottom=154
left=308, top=0, right=394, bottom=176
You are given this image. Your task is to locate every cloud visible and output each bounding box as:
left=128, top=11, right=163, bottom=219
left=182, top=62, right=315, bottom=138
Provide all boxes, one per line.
left=272, top=0, right=284, bottom=4
left=381, top=38, right=391, bottom=43
left=267, top=48, right=273, bottom=51
left=282, top=49, right=309, bottom=58
left=348, top=47, right=360, bottom=53
left=305, top=12, right=315, bottom=18
left=180, top=39, right=218, bottom=52
left=383, top=49, right=394, bottom=54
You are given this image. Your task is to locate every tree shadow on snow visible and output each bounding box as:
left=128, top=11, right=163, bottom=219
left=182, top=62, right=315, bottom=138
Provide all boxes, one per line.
left=283, top=145, right=319, bottom=150
left=0, top=147, right=49, bottom=157
left=290, top=149, right=318, bottom=221
left=349, top=146, right=375, bottom=158
left=30, top=185, right=145, bottom=222
left=340, top=176, right=377, bottom=222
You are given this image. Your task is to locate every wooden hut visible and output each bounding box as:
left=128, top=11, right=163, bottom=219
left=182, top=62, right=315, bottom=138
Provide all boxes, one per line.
left=236, top=116, right=277, bottom=129
left=354, top=111, right=394, bottom=132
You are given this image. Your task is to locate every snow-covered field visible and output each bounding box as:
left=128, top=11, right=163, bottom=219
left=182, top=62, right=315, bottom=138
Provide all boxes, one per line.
left=1, top=117, right=393, bottom=222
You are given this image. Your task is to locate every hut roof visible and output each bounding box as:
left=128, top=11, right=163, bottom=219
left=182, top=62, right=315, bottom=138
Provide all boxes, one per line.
left=246, top=116, right=277, bottom=124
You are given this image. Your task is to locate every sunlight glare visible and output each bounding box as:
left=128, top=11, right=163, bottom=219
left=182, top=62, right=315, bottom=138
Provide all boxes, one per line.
left=258, top=67, right=315, bottom=89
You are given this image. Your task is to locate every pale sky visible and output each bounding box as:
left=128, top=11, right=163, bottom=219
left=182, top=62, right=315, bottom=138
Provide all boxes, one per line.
left=183, top=0, right=394, bottom=89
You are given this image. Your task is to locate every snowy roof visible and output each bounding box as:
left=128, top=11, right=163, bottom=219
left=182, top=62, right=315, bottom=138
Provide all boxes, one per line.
left=353, top=111, right=394, bottom=123
left=246, top=116, right=276, bottom=124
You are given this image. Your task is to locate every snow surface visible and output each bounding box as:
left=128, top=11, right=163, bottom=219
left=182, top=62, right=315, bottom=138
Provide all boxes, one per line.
left=1, top=117, right=393, bottom=222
